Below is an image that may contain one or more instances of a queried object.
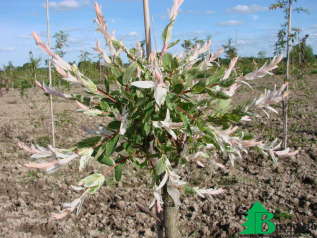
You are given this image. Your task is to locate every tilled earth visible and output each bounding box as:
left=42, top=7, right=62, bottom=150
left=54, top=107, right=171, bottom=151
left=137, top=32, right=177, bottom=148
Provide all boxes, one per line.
left=0, top=76, right=316, bottom=238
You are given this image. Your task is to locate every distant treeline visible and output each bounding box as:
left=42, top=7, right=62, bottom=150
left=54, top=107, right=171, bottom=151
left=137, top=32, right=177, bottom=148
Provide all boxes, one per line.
left=1, top=55, right=316, bottom=94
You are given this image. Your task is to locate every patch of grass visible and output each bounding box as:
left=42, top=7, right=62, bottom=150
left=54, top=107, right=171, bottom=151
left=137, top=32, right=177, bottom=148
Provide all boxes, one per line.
left=273, top=208, right=293, bottom=221
left=35, top=135, right=50, bottom=147
left=309, top=69, right=317, bottom=74
left=21, top=170, right=40, bottom=183
left=55, top=110, right=73, bottom=127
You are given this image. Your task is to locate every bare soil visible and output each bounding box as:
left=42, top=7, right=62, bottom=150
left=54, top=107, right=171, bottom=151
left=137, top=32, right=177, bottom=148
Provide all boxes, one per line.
left=0, top=76, right=316, bottom=238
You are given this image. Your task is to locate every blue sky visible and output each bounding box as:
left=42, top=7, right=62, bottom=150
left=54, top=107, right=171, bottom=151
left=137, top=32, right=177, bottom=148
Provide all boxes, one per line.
left=1, top=0, right=317, bottom=67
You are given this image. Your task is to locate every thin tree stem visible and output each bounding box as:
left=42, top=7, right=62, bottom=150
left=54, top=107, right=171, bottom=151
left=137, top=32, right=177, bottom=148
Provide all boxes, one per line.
left=283, top=0, right=292, bottom=149
left=46, top=0, right=56, bottom=147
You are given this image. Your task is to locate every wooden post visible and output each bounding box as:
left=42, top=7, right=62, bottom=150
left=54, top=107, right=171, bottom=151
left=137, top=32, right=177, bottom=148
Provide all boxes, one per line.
left=142, top=0, right=152, bottom=58
left=46, top=0, right=56, bottom=147
left=283, top=0, right=292, bottom=149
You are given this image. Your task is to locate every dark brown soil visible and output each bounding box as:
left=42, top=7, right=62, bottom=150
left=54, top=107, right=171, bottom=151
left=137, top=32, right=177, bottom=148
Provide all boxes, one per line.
left=0, top=76, right=316, bottom=238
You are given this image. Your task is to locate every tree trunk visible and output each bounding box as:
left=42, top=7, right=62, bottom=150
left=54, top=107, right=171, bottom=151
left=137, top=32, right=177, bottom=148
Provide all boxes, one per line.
left=162, top=185, right=180, bottom=238
left=156, top=208, right=164, bottom=238
left=283, top=0, right=292, bottom=149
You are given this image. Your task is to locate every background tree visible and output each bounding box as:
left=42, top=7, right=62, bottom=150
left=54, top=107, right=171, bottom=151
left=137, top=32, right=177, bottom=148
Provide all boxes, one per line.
left=222, top=38, right=237, bottom=60
left=181, top=36, right=212, bottom=52
left=271, top=1, right=307, bottom=56
left=257, top=50, right=267, bottom=59
left=269, top=0, right=307, bottom=148
left=4, top=61, right=15, bottom=88
left=79, top=50, right=92, bottom=62
left=290, top=34, right=315, bottom=66
left=53, top=30, right=69, bottom=57
left=28, top=51, right=41, bottom=85
left=0, top=62, right=13, bottom=95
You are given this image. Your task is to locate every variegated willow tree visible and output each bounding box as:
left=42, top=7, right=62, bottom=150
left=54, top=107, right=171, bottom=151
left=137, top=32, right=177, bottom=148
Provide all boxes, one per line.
left=19, top=1, right=297, bottom=237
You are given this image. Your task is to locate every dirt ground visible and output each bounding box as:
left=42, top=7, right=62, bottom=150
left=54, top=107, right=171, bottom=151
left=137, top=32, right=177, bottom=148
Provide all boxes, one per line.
left=0, top=75, right=316, bottom=238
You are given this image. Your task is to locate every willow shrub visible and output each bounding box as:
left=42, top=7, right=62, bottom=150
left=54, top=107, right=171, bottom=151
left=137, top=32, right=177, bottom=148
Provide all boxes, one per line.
left=19, top=0, right=296, bottom=229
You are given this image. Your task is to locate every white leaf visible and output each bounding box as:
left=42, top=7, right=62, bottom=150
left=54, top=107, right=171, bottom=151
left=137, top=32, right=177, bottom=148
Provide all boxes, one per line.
left=167, top=185, right=181, bottom=206
left=154, top=84, right=168, bottom=106
left=79, top=155, right=92, bottom=171
left=165, top=109, right=171, bottom=122
left=30, top=152, right=52, bottom=159
left=71, top=185, right=85, bottom=191
left=165, top=127, right=178, bottom=140
left=131, top=81, right=155, bottom=89
left=119, top=109, right=129, bottom=135
left=196, top=188, right=225, bottom=198
left=78, top=148, right=94, bottom=171
left=152, top=121, right=161, bottom=128
left=157, top=172, right=169, bottom=191
left=196, top=160, right=205, bottom=168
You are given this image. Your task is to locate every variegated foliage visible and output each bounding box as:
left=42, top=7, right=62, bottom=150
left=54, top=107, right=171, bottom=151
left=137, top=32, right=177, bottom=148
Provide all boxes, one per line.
left=19, top=0, right=297, bottom=220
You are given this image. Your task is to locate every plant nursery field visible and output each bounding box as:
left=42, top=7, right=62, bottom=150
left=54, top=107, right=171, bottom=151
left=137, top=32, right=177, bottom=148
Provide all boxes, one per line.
left=0, top=76, right=316, bottom=238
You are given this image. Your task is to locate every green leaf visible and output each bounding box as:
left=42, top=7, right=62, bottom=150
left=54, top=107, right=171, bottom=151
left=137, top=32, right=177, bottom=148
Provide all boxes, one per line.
left=99, top=155, right=115, bottom=166
left=100, top=100, right=111, bottom=111
left=211, top=99, right=232, bottom=114
left=112, top=40, right=123, bottom=50
left=178, top=111, right=192, bottom=135
left=105, top=135, right=120, bottom=156
left=173, top=83, right=184, bottom=94
left=206, top=89, right=230, bottom=99
left=191, top=80, right=206, bottom=94
left=184, top=185, right=196, bottom=195
left=162, top=20, right=175, bottom=43
left=95, top=145, right=105, bottom=160
left=76, top=136, right=101, bottom=148
left=79, top=173, right=105, bottom=194
left=70, top=94, right=92, bottom=104
left=114, top=164, right=123, bottom=181
left=107, top=121, right=121, bottom=130
left=155, top=157, right=166, bottom=176
left=163, top=53, right=173, bottom=71
left=79, top=173, right=105, bottom=188
left=98, top=135, right=120, bottom=166
left=88, top=186, right=101, bottom=194
left=219, top=78, right=235, bottom=88
left=168, top=39, right=180, bottom=49
left=143, top=122, right=151, bottom=135
left=123, top=63, right=137, bottom=82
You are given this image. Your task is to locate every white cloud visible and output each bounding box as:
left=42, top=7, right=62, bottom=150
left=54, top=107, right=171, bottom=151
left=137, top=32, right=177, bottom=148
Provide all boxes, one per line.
left=83, top=0, right=90, bottom=5
left=18, top=34, right=32, bottom=39
left=128, top=32, right=138, bottom=37
left=45, top=0, right=82, bottom=11
left=218, top=20, right=243, bottom=26
left=310, top=33, right=317, bottom=39
left=0, top=47, right=15, bottom=52
left=205, top=10, right=215, bottom=15
left=252, top=15, right=259, bottom=21
left=230, top=4, right=267, bottom=14
left=236, top=39, right=253, bottom=46
left=180, top=9, right=215, bottom=15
